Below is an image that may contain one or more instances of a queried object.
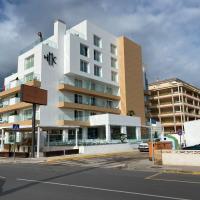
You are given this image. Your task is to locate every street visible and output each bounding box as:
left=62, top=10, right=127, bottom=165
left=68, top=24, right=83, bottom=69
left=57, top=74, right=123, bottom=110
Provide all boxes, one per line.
left=0, top=163, right=199, bottom=200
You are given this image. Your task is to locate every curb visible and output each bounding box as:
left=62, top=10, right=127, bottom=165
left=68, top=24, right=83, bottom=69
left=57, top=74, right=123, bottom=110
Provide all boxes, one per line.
left=162, top=169, right=200, bottom=175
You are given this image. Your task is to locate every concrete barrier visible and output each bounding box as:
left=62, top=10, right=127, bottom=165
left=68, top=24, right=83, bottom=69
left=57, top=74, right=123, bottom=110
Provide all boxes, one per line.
left=162, top=150, right=200, bottom=166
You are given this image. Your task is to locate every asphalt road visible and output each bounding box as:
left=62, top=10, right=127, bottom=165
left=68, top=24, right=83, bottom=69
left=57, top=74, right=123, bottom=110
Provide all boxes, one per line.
left=0, top=163, right=199, bottom=200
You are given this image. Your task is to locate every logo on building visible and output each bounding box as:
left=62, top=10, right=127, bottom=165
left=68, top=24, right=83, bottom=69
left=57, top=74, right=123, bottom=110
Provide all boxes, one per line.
left=44, top=52, right=56, bottom=66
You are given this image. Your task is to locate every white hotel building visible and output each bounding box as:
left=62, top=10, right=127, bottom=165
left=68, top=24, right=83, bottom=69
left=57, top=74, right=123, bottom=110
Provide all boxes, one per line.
left=0, top=20, right=146, bottom=156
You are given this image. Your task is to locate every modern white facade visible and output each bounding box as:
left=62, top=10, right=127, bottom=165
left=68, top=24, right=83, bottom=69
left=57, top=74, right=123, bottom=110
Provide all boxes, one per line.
left=0, top=20, right=146, bottom=156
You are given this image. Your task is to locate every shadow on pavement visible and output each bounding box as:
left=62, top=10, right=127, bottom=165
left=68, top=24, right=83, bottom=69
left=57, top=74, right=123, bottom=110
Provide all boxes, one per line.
left=0, top=165, right=98, bottom=197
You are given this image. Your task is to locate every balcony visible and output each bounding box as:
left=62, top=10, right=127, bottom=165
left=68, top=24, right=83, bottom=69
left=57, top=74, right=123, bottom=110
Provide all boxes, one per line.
left=0, top=102, right=31, bottom=114
left=0, top=75, right=41, bottom=99
left=58, top=77, right=120, bottom=101
left=57, top=114, right=90, bottom=127
left=58, top=102, right=121, bottom=114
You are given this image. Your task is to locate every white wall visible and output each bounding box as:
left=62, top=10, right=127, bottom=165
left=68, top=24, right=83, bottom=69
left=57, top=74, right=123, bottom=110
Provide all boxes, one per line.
left=79, top=143, right=135, bottom=154
left=64, top=20, right=119, bottom=86
left=89, top=113, right=141, bottom=127
left=162, top=150, right=200, bottom=166
left=184, top=120, right=200, bottom=147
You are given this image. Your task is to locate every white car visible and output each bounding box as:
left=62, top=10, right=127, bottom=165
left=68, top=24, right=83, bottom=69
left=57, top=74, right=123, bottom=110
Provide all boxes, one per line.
left=138, top=142, right=149, bottom=152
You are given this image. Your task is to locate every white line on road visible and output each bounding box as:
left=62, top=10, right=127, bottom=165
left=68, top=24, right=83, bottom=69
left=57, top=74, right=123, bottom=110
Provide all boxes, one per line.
left=17, top=178, right=190, bottom=200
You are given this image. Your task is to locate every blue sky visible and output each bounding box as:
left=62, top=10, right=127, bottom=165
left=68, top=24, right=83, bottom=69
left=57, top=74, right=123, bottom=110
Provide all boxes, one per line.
left=0, top=0, right=200, bottom=87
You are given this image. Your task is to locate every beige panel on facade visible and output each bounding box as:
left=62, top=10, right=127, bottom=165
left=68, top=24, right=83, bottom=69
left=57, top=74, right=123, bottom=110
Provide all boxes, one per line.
left=117, top=36, right=146, bottom=125
left=57, top=120, right=90, bottom=127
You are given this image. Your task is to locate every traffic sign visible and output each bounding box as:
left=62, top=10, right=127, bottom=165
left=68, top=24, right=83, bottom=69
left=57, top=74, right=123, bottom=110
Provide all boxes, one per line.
left=177, top=129, right=182, bottom=136
left=13, top=124, right=20, bottom=131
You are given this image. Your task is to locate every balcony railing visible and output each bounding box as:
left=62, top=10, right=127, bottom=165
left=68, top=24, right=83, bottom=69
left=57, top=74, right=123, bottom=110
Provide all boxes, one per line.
left=58, top=95, right=119, bottom=109
left=58, top=114, right=89, bottom=122
left=59, top=76, right=119, bottom=96
left=20, top=38, right=57, bottom=55
left=4, top=73, right=40, bottom=91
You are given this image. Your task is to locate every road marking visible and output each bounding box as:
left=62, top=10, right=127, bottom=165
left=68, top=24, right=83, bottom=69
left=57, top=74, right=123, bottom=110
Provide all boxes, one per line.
left=145, top=172, right=162, bottom=180
left=17, top=178, right=190, bottom=200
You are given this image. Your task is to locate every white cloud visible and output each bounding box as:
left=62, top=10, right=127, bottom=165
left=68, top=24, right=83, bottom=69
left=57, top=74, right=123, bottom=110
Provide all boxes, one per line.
left=0, top=0, right=200, bottom=87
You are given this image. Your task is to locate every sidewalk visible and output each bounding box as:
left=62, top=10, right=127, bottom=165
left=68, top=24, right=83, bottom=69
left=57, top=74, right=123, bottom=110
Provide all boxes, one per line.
left=1, top=152, right=200, bottom=175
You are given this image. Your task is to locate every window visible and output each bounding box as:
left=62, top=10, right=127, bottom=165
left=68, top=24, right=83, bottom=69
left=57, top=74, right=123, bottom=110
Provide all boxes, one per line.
left=94, top=65, right=102, bottom=77
left=80, top=43, right=88, bottom=57
left=91, top=82, right=96, bottom=90
left=111, top=71, right=118, bottom=82
left=90, top=97, right=96, bottom=106
left=93, top=35, right=101, bottom=47
left=74, top=110, right=83, bottom=121
left=24, top=109, right=32, bottom=120
left=24, top=72, right=34, bottom=83
left=80, top=60, right=88, bottom=73
left=107, top=100, right=113, bottom=108
left=90, top=112, right=96, bottom=116
left=25, top=55, right=34, bottom=70
left=111, top=44, right=117, bottom=55
left=106, top=86, right=112, bottom=94
left=75, top=79, right=83, bottom=88
left=74, top=94, right=83, bottom=104
left=111, top=57, right=117, bottom=68
left=94, top=50, right=102, bottom=62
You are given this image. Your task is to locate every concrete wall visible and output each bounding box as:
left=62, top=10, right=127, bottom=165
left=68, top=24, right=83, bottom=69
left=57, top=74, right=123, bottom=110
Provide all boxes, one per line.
left=79, top=143, right=137, bottom=154
left=162, top=150, right=200, bottom=166
left=184, top=120, right=200, bottom=147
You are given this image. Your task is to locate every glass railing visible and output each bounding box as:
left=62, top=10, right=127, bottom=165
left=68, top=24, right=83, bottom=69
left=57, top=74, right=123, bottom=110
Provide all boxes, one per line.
left=60, top=76, right=119, bottom=96
left=67, top=29, right=86, bottom=40
left=58, top=95, right=119, bottom=109
left=58, top=114, right=89, bottom=121
left=4, top=73, right=40, bottom=91
left=20, top=38, right=57, bottom=55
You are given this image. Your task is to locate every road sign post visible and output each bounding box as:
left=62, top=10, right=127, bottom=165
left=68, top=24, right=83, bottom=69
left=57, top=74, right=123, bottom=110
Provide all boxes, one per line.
left=177, top=129, right=182, bottom=149
left=20, top=84, right=47, bottom=158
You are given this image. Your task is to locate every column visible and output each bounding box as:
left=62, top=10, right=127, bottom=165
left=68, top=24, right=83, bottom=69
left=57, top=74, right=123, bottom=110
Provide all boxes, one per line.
left=82, top=128, right=88, bottom=141
left=1, top=129, right=4, bottom=152
left=136, top=127, right=141, bottom=141
left=105, top=124, right=111, bottom=142
left=62, top=129, right=69, bottom=143
left=36, top=127, right=41, bottom=158
left=75, top=128, right=79, bottom=148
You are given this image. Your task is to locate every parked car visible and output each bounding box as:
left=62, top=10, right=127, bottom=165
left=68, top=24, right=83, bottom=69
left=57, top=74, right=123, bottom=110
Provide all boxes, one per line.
left=138, top=142, right=149, bottom=152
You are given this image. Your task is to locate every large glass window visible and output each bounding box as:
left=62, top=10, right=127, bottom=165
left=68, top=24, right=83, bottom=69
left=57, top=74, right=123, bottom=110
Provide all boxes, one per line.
left=25, top=55, right=34, bottom=70
left=94, top=65, right=102, bottom=77
left=80, top=60, right=89, bottom=73
left=111, top=57, right=117, bottom=68
left=24, top=72, right=34, bottom=83
left=75, top=79, right=83, bottom=88
left=90, top=96, right=96, bottom=106
left=111, top=71, right=118, bottom=82
left=111, top=44, right=117, bottom=55
left=80, top=43, right=88, bottom=57
left=24, top=109, right=32, bottom=120
left=74, top=110, right=83, bottom=121
left=74, top=94, right=83, bottom=104
left=94, top=50, right=102, bottom=62
left=93, top=35, right=102, bottom=47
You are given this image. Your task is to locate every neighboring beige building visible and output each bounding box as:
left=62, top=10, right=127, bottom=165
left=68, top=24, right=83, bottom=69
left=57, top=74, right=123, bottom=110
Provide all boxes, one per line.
left=149, top=78, right=200, bottom=134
